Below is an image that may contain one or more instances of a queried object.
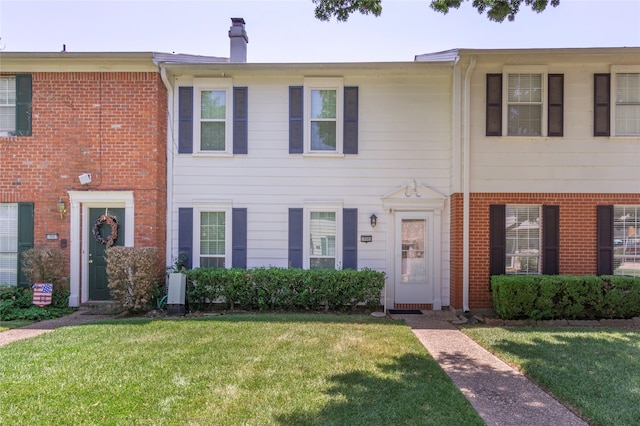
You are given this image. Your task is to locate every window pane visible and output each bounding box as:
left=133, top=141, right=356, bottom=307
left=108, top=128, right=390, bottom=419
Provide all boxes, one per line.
left=310, top=122, right=337, bottom=150
left=616, top=74, right=640, bottom=136
left=200, top=212, right=225, bottom=255
left=617, top=73, right=640, bottom=103
left=0, top=204, right=17, bottom=286
left=200, top=257, right=225, bottom=268
left=311, top=90, right=336, bottom=119
left=201, top=90, right=226, bottom=119
left=616, top=104, right=640, bottom=136
left=508, top=74, right=542, bottom=103
left=310, top=211, right=336, bottom=269
left=201, top=122, right=226, bottom=151
left=0, top=77, right=16, bottom=133
left=613, top=206, right=640, bottom=277
left=505, top=205, right=540, bottom=275
left=507, top=105, right=542, bottom=136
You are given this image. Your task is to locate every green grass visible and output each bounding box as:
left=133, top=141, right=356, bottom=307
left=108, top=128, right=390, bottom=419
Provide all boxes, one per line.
left=463, top=326, right=640, bottom=426
left=0, top=320, right=32, bottom=331
left=0, top=314, right=482, bottom=425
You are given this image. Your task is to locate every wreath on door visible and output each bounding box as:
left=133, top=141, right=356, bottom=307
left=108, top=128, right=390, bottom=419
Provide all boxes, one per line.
left=92, top=213, right=119, bottom=247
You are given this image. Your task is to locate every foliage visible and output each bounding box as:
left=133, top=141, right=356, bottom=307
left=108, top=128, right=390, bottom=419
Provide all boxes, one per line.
left=185, top=267, right=385, bottom=312
left=0, top=284, right=73, bottom=321
left=21, top=247, right=66, bottom=286
left=464, top=326, right=640, bottom=426
left=313, top=0, right=560, bottom=22
left=106, top=247, right=164, bottom=313
left=0, top=315, right=483, bottom=425
left=491, top=275, right=640, bottom=320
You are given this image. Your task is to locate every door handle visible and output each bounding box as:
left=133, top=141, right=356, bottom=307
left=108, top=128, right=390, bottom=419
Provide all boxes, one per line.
left=88, top=260, right=93, bottom=264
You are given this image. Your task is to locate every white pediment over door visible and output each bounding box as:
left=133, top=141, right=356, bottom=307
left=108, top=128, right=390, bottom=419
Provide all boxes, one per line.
left=381, top=179, right=446, bottom=211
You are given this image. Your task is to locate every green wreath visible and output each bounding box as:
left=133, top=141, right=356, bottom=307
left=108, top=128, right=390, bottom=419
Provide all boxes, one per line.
left=92, top=213, right=118, bottom=247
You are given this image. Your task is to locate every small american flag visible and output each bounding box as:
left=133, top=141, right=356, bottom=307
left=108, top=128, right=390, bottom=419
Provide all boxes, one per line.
left=32, top=283, right=53, bottom=307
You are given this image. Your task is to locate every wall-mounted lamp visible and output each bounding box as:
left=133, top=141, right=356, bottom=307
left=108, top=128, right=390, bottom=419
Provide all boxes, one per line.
left=57, top=198, right=67, bottom=219
left=369, top=214, right=377, bottom=228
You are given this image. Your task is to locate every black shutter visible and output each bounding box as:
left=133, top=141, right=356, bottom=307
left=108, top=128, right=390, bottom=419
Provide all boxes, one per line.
left=486, top=74, right=502, bottom=136
left=15, top=74, right=32, bottom=136
left=233, top=87, right=248, bottom=154
left=489, top=205, right=506, bottom=276
left=288, top=208, right=303, bottom=268
left=289, top=86, right=304, bottom=153
left=342, top=208, right=358, bottom=270
left=343, top=87, right=358, bottom=154
left=232, top=208, right=247, bottom=269
left=178, top=208, right=193, bottom=270
left=597, top=205, right=614, bottom=275
left=594, top=74, right=610, bottom=137
left=16, top=202, right=34, bottom=288
left=178, top=87, right=194, bottom=153
left=548, top=74, right=564, bottom=137
left=542, top=205, right=560, bottom=275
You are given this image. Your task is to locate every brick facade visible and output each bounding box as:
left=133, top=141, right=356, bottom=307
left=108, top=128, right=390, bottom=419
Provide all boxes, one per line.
left=451, top=193, right=640, bottom=310
left=0, top=71, right=167, bottom=278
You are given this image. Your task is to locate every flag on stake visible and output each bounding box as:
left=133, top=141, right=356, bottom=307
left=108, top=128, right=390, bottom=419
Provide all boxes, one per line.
left=32, top=283, right=53, bottom=307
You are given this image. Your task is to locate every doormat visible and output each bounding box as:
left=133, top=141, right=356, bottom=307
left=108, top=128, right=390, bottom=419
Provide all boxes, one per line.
left=388, top=309, right=423, bottom=315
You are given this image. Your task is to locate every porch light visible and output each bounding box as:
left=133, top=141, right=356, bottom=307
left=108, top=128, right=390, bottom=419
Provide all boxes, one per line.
left=369, top=214, right=377, bottom=228
left=57, top=198, right=67, bottom=219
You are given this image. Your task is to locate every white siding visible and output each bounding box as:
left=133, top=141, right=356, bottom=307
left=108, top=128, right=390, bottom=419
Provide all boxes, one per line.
left=465, top=51, right=640, bottom=193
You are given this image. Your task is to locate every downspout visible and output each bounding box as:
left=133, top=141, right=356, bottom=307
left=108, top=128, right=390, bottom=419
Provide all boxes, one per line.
left=462, top=56, right=476, bottom=312
left=159, top=65, right=175, bottom=267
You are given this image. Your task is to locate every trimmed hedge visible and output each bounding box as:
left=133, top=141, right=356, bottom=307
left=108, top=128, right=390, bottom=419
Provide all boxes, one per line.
left=491, top=275, right=640, bottom=320
left=185, top=267, right=385, bottom=312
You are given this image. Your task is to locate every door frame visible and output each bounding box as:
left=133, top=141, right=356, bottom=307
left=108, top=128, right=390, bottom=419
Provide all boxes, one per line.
left=68, top=191, right=135, bottom=306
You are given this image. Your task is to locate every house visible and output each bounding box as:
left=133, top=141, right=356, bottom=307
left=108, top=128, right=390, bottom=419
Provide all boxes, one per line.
left=0, top=52, right=168, bottom=306
left=421, top=48, right=640, bottom=310
left=159, top=18, right=457, bottom=310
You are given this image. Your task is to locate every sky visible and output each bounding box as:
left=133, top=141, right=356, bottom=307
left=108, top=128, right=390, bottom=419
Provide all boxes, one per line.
left=0, top=0, right=639, bottom=63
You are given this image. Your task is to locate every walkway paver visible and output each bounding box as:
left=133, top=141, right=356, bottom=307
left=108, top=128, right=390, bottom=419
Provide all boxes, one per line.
left=391, top=311, right=587, bottom=426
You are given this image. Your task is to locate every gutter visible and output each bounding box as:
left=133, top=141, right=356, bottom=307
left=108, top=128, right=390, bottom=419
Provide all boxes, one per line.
left=159, top=66, right=175, bottom=267
left=462, top=56, right=476, bottom=312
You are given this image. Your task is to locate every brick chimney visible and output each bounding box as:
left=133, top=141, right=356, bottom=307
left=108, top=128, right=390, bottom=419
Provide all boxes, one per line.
left=229, top=18, right=248, bottom=63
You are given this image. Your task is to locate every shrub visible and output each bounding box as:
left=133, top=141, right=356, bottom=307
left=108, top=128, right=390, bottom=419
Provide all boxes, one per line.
left=184, top=267, right=385, bottom=312
left=491, top=275, right=640, bottom=320
left=0, top=284, right=73, bottom=321
left=106, top=247, right=163, bottom=313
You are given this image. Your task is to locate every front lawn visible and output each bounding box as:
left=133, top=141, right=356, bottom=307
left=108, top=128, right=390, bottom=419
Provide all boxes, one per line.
left=0, top=314, right=483, bottom=425
left=463, top=326, right=640, bottom=426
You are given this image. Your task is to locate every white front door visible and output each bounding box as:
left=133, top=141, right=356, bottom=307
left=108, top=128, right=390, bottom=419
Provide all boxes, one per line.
left=394, top=212, right=433, bottom=304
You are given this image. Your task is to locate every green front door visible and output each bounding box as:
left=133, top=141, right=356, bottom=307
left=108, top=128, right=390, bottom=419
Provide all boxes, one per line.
left=88, top=208, right=125, bottom=301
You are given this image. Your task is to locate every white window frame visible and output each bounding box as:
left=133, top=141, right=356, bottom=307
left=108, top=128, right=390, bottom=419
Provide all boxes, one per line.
left=304, top=77, right=344, bottom=156
left=613, top=205, right=640, bottom=277
left=0, top=203, right=18, bottom=286
left=611, top=66, right=640, bottom=137
left=502, top=66, right=548, bottom=138
left=0, top=76, right=16, bottom=136
left=193, top=201, right=232, bottom=269
left=303, top=200, right=343, bottom=269
left=505, top=205, right=541, bottom=275
left=193, top=78, right=233, bottom=156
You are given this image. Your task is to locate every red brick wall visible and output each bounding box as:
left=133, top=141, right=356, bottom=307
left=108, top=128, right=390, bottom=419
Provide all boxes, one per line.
left=0, top=71, right=167, bottom=272
left=450, top=193, right=640, bottom=310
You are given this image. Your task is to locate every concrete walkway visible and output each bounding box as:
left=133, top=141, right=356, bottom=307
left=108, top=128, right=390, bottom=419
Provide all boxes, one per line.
left=390, top=311, right=587, bottom=426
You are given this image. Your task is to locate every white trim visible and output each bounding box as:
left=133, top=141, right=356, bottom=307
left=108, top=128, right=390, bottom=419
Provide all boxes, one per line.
left=303, top=200, right=343, bottom=270
left=192, top=201, right=233, bottom=269
left=304, top=77, right=344, bottom=155
left=193, top=78, right=233, bottom=155
left=67, top=191, right=134, bottom=306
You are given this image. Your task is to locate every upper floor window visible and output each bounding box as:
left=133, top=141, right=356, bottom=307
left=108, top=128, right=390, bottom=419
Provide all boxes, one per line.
left=289, top=80, right=358, bottom=155
left=0, top=75, right=31, bottom=137
left=486, top=68, right=563, bottom=137
left=615, top=73, right=640, bottom=136
left=178, top=82, right=248, bottom=155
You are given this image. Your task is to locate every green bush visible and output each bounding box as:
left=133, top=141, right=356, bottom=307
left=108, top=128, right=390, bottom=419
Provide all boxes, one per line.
left=491, top=275, right=640, bottom=320
left=0, top=285, right=73, bottom=321
left=106, top=247, right=164, bottom=313
left=184, top=267, right=385, bottom=312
